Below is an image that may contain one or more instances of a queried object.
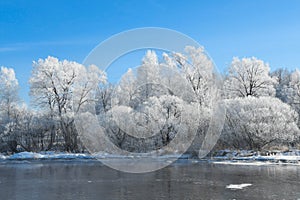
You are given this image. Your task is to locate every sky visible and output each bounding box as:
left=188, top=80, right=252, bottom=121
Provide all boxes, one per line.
left=1, top=0, right=300, bottom=103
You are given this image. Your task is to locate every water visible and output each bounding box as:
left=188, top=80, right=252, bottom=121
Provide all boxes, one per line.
left=0, top=160, right=299, bottom=200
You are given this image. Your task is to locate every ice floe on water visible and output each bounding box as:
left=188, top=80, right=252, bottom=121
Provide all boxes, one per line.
left=226, top=183, right=252, bottom=190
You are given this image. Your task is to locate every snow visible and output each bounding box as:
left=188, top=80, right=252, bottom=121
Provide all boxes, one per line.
left=9, top=152, right=45, bottom=160
left=211, top=149, right=300, bottom=164
left=226, top=183, right=252, bottom=190
left=48, top=153, right=92, bottom=160
left=258, top=155, right=300, bottom=161
left=1, top=152, right=93, bottom=160
left=0, top=153, right=6, bottom=159
left=213, top=161, right=273, bottom=166
left=0, top=150, right=299, bottom=164
left=0, top=151, right=185, bottom=161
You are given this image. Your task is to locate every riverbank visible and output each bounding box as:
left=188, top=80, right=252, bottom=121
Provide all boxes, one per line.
left=0, top=150, right=300, bottom=165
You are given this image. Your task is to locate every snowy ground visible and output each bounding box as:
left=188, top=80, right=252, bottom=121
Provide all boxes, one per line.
left=209, top=149, right=300, bottom=165
left=0, top=150, right=299, bottom=165
left=0, top=151, right=94, bottom=160
left=0, top=151, right=186, bottom=161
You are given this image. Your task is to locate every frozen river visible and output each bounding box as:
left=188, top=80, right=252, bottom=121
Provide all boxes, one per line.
left=0, top=160, right=299, bottom=200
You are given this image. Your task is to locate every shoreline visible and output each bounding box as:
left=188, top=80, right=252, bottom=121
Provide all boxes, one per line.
left=0, top=150, right=299, bottom=165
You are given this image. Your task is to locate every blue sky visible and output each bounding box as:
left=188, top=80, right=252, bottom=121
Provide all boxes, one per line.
left=1, top=0, right=300, bottom=103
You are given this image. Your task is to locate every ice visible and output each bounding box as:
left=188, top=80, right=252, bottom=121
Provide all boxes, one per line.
left=49, top=153, right=92, bottom=159
left=0, top=153, right=6, bottom=159
left=8, top=152, right=45, bottom=160
left=211, top=150, right=300, bottom=164
left=212, top=161, right=272, bottom=166
left=226, top=183, right=252, bottom=190
left=3, top=152, right=93, bottom=160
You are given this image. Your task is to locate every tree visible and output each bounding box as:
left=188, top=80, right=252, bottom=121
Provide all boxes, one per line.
left=29, top=56, right=106, bottom=152
left=284, top=69, right=300, bottom=105
left=137, top=50, right=160, bottom=84
left=0, top=66, right=20, bottom=152
left=103, top=51, right=177, bottom=151
left=271, top=68, right=291, bottom=102
left=3, top=105, right=51, bottom=152
left=282, top=69, right=300, bottom=127
left=93, top=49, right=202, bottom=153
left=162, top=46, right=219, bottom=155
left=224, top=57, right=277, bottom=98
left=221, top=96, right=299, bottom=150
left=114, top=68, right=136, bottom=106
left=95, top=84, right=114, bottom=114
left=0, top=66, right=19, bottom=121
left=172, top=46, right=215, bottom=107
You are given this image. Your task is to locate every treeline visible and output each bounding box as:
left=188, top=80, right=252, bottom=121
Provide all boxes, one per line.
left=0, top=47, right=300, bottom=154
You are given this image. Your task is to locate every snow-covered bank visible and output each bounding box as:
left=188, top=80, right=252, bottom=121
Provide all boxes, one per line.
left=0, top=150, right=300, bottom=165
left=0, top=151, right=187, bottom=161
left=1, top=152, right=94, bottom=160
left=209, top=149, right=300, bottom=165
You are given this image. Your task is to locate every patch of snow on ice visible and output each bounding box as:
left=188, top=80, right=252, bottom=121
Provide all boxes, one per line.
left=213, top=161, right=272, bottom=166
left=8, top=152, right=45, bottom=160
left=267, top=155, right=300, bottom=161
left=49, top=153, right=92, bottom=159
left=0, top=154, right=7, bottom=159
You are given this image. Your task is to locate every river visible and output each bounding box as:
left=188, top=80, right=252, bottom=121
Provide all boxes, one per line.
left=0, top=160, right=299, bottom=200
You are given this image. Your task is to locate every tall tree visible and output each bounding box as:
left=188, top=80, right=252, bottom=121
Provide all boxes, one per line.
left=284, top=69, right=300, bottom=105
left=0, top=66, right=19, bottom=120
left=283, top=69, right=300, bottom=126
left=97, top=50, right=199, bottom=152
left=172, top=46, right=215, bottom=107
left=224, top=57, right=277, bottom=98
left=29, top=56, right=106, bottom=152
left=0, top=66, right=20, bottom=152
left=271, top=68, right=291, bottom=102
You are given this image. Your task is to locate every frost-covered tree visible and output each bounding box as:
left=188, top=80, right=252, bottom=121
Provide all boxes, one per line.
left=103, top=51, right=175, bottom=151
left=135, top=50, right=161, bottom=100
left=3, top=105, right=51, bottom=152
left=137, top=50, right=159, bottom=83
left=224, top=57, right=277, bottom=98
left=0, top=66, right=20, bottom=152
left=96, top=50, right=202, bottom=153
left=107, top=94, right=188, bottom=151
left=114, top=68, right=136, bottom=106
left=29, top=56, right=106, bottom=152
left=95, top=84, right=114, bottom=114
left=284, top=69, right=300, bottom=105
left=171, top=46, right=215, bottom=107
left=221, top=96, right=299, bottom=150
left=283, top=69, right=300, bottom=126
left=271, top=68, right=291, bottom=102
left=164, top=46, right=219, bottom=154
left=0, top=66, right=19, bottom=120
